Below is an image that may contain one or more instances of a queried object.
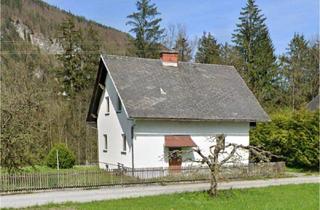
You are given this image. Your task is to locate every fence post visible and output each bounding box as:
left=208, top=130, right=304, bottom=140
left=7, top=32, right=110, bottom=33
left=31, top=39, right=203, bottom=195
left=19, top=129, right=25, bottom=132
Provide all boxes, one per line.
left=57, top=171, right=60, bottom=188
left=56, top=150, right=59, bottom=170
left=111, top=170, right=114, bottom=185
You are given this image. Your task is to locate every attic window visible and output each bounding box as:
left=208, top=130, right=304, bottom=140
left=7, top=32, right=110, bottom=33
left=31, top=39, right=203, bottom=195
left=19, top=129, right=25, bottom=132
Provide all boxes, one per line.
left=116, top=96, right=122, bottom=113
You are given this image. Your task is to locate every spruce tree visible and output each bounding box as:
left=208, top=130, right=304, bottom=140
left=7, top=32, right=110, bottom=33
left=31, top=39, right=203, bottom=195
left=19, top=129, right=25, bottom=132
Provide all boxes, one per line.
left=56, top=18, right=87, bottom=96
left=308, top=40, right=319, bottom=99
left=232, top=0, right=277, bottom=104
left=195, top=32, right=221, bottom=64
left=82, top=25, right=101, bottom=86
left=126, top=0, right=165, bottom=58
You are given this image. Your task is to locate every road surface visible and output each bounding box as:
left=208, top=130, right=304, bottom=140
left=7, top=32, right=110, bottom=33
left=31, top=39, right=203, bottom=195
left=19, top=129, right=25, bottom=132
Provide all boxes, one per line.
left=1, top=176, right=319, bottom=209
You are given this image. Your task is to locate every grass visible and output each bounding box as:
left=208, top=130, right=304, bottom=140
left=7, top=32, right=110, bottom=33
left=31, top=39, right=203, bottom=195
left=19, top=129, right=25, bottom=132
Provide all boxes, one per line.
left=285, top=167, right=320, bottom=176
left=6, top=184, right=319, bottom=210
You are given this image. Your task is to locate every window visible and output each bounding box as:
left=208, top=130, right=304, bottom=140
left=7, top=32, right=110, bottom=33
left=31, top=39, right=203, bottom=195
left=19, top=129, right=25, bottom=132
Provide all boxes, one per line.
left=105, top=96, right=110, bottom=115
left=250, top=122, right=256, bottom=128
left=121, top=134, right=126, bottom=154
left=131, top=126, right=134, bottom=138
left=103, top=134, right=108, bottom=152
left=116, top=96, right=122, bottom=113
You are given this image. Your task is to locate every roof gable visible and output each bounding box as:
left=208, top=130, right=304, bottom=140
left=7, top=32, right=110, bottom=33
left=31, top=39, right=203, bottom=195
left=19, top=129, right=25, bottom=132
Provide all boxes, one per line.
left=87, top=55, right=270, bottom=123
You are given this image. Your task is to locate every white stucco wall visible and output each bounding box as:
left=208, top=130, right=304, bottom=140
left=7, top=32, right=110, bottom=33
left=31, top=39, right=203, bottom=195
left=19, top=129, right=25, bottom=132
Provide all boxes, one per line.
left=96, top=67, right=250, bottom=169
left=97, top=71, right=133, bottom=169
left=134, top=120, right=250, bottom=168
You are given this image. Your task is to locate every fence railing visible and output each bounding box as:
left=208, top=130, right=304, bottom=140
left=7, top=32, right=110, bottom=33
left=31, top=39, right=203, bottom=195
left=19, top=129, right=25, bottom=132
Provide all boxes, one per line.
left=0, top=162, right=285, bottom=192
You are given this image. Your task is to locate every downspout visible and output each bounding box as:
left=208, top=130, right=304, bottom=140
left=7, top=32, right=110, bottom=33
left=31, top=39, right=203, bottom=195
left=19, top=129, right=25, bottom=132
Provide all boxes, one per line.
left=131, top=119, right=136, bottom=175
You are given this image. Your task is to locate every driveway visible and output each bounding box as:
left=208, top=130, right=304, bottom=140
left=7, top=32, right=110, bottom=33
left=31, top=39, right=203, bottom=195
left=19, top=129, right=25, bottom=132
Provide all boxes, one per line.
left=1, top=176, right=319, bottom=209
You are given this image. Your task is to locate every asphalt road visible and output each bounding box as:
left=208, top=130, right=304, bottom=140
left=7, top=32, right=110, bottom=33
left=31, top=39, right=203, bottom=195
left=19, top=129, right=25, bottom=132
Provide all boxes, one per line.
left=1, top=176, right=319, bottom=209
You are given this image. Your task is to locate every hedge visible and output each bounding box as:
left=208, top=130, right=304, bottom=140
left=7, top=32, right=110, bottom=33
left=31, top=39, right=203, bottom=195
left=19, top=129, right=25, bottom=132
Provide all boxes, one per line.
left=250, top=109, right=319, bottom=170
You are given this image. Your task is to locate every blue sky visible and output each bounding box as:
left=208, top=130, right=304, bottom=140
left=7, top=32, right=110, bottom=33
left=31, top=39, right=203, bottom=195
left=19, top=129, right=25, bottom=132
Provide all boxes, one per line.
left=44, top=0, right=319, bottom=55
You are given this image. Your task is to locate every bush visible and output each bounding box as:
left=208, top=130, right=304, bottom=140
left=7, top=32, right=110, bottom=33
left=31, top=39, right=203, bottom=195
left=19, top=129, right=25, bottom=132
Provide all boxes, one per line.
left=46, top=144, right=75, bottom=169
left=250, top=109, right=319, bottom=170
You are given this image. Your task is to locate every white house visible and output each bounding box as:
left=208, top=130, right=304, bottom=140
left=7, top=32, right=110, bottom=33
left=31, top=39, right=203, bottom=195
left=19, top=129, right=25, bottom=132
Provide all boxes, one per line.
left=86, top=51, right=269, bottom=170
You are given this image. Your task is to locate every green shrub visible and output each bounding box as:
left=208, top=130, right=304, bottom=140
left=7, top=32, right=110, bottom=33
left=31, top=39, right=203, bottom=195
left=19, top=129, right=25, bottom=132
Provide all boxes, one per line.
left=250, top=109, right=319, bottom=170
left=46, top=144, right=75, bottom=169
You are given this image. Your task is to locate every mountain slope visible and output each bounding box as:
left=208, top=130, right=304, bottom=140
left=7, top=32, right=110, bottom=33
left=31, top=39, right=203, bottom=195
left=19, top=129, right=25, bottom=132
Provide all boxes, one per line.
left=1, top=0, right=132, bottom=55
left=1, top=0, right=134, bottom=166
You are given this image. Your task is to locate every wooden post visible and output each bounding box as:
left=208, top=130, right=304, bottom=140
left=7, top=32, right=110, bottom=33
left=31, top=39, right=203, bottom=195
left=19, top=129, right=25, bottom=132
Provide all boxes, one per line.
left=56, top=150, right=59, bottom=170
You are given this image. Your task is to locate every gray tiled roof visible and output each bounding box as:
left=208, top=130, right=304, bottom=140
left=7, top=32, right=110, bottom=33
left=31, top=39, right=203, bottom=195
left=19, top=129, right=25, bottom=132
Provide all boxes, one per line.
left=101, top=54, right=269, bottom=122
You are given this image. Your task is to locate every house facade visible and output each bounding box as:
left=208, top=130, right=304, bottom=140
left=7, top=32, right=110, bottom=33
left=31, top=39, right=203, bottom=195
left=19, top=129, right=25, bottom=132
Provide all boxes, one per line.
left=87, top=52, right=269, bottom=170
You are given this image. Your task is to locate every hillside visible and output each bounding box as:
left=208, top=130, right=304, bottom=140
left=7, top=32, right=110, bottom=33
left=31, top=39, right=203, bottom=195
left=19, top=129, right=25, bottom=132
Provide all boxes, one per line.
left=1, top=0, right=132, bottom=54
left=1, top=0, right=133, bottom=167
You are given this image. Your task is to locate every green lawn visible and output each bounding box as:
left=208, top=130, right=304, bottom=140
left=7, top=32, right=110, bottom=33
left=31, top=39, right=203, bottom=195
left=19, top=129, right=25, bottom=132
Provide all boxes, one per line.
left=286, top=167, right=320, bottom=176
left=9, top=184, right=320, bottom=210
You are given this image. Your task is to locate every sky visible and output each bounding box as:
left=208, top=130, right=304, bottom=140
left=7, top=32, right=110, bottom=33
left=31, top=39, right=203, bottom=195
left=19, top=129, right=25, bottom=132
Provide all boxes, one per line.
left=43, top=0, right=319, bottom=55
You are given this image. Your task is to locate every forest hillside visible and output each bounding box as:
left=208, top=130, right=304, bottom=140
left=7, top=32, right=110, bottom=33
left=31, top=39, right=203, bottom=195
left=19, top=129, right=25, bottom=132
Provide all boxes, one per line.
left=1, top=0, right=133, bottom=165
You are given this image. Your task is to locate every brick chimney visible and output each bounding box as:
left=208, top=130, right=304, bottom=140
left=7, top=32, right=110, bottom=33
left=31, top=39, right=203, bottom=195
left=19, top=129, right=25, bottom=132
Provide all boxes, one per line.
left=160, top=51, right=178, bottom=67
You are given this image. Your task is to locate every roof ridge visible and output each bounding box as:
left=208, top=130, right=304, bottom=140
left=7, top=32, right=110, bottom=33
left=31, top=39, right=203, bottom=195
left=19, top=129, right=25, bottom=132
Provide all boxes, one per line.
left=101, top=54, right=235, bottom=68
left=102, top=54, right=160, bottom=62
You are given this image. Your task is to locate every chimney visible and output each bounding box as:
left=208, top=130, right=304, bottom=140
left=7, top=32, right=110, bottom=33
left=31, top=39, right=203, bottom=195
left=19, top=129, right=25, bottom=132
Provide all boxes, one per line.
left=160, top=51, right=178, bottom=67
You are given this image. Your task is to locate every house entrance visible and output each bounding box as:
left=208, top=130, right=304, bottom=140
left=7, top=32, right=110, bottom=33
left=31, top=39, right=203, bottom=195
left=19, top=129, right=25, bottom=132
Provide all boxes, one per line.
left=168, top=147, right=182, bottom=172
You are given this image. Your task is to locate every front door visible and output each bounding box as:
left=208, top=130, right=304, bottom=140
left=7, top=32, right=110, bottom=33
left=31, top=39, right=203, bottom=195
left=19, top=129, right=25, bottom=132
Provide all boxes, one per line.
left=168, top=147, right=182, bottom=172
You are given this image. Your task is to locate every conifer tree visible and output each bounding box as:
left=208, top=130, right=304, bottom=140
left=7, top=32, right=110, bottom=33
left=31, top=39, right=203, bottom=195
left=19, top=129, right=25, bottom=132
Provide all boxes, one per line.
left=174, top=28, right=192, bottom=62
left=308, top=40, right=319, bottom=99
left=82, top=25, right=101, bottom=86
left=175, top=36, right=192, bottom=62
left=195, top=32, right=221, bottom=64
left=280, top=34, right=319, bottom=110
left=126, top=0, right=165, bottom=58
left=220, top=42, right=245, bottom=71
left=56, top=17, right=86, bottom=96
left=232, top=0, right=277, bottom=104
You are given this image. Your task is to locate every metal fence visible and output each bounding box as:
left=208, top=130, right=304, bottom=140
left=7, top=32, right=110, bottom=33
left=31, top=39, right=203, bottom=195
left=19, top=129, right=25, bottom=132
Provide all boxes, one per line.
left=0, top=162, right=285, bottom=192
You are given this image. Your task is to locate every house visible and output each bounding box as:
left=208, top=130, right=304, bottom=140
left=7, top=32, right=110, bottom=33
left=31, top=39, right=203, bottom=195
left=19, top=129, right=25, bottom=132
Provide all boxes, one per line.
left=86, top=51, right=269, bottom=170
left=307, top=95, right=319, bottom=111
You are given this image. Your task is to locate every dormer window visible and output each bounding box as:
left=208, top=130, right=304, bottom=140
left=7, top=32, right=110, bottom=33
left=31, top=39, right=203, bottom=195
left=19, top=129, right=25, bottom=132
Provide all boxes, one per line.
left=105, top=96, right=110, bottom=115
left=116, top=96, right=122, bottom=113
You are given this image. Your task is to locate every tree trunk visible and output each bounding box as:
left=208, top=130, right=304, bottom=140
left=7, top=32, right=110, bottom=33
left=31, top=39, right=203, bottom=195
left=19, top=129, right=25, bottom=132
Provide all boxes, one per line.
left=209, top=166, right=218, bottom=196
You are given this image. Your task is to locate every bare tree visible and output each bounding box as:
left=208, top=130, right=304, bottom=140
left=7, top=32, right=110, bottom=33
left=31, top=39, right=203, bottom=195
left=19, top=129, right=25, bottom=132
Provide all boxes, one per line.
left=193, top=134, right=279, bottom=196
left=167, top=134, right=279, bottom=197
left=162, top=24, right=177, bottom=50
left=163, top=24, right=198, bottom=60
